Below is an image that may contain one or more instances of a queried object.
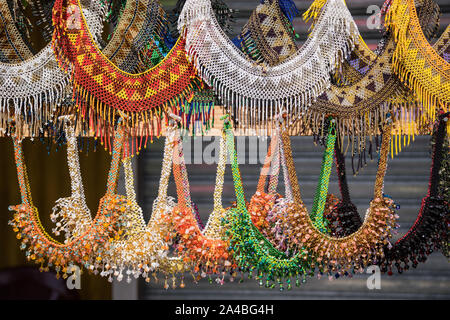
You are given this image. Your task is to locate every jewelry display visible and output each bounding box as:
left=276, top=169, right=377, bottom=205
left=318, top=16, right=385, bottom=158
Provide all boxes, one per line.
left=8, top=117, right=128, bottom=278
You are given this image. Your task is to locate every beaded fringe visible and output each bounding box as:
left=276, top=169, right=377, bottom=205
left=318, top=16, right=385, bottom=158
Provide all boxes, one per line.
left=180, top=0, right=360, bottom=136
left=71, top=80, right=214, bottom=156
left=0, top=78, right=69, bottom=139
left=385, top=0, right=449, bottom=123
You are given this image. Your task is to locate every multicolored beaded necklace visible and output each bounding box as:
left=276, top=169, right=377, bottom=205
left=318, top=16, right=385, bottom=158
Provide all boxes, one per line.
left=234, top=0, right=444, bottom=162
left=95, top=125, right=189, bottom=288
left=249, top=119, right=351, bottom=253
left=303, top=0, right=445, bottom=159
left=283, top=119, right=398, bottom=277
left=51, top=118, right=192, bottom=288
left=222, top=116, right=313, bottom=291
left=52, top=0, right=207, bottom=154
left=8, top=118, right=129, bottom=278
left=170, top=119, right=237, bottom=284
left=248, top=119, right=311, bottom=251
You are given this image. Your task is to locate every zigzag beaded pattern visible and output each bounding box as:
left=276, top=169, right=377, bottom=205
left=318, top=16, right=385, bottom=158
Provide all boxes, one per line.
left=0, top=0, right=33, bottom=62
left=386, top=0, right=450, bottom=112
left=52, top=0, right=199, bottom=117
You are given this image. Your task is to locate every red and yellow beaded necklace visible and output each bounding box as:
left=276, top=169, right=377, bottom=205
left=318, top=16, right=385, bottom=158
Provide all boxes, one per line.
left=52, top=0, right=203, bottom=153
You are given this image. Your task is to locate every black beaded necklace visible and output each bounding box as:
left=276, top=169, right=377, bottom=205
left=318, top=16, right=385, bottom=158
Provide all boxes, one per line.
left=378, top=112, right=450, bottom=274
left=324, top=141, right=363, bottom=237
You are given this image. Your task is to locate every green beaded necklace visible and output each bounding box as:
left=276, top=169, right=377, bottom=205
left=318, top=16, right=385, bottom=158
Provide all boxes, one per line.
left=310, top=122, right=337, bottom=233
left=223, top=117, right=337, bottom=290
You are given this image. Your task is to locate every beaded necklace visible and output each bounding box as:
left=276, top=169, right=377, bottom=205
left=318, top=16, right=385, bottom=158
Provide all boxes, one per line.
left=0, top=4, right=104, bottom=139
left=179, top=0, right=359, bottom=132
left=222, top=116, right=313, bottom=290
left=170, top=120, right=236, bottom=284
left=8, top=119, right=128, bottom=279
left=378, top=112, right=450, bottom=274
left=335, top=0, right=440, bottom=85
left=74, top=0, right=178, bottom=147
left=314, top=0, right=449, bottom=160
left=385, top=0, right=449, bottom=114
left=52, top=0, right=207, bottom=153
left=250, top=120, right=352, bottom=253
left=0, top=0, right=33, bottom=62
left=323, top=142, right=363, bottom=237
left=303, top=0, right=445, bottom=156
left=248, top=119, right=306, bottom=249
left=234, top=0, right=300, bottom=67
left=282, top=121, right=398, bottom=277
left=99, top=122, right=191, bottom=288
left=50, top=118, right=190, bottom=287
left=233, top=0, right=442, bottom=159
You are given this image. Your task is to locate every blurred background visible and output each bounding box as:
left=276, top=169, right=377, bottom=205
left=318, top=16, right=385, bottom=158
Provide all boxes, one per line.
left=0, top=0, right=448, bottom=300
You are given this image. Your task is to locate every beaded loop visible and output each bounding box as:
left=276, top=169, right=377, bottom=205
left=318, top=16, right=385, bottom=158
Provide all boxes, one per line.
left=170, top=118, right=237, bottom=281
left=379, top=112, right=450, bottom=274
left=8, top=121, right=128, bottom=277
left=222, top=118, right=313, bottom=290
left=283, top=121, right=398, bottom=276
